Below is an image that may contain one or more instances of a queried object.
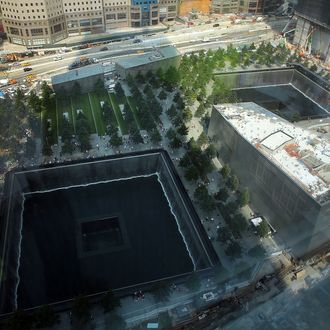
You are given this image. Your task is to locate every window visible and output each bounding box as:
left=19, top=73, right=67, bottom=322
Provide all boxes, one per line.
left=117, top=13, right=126, bottom=19
left=31, top=28, right=43, bottom=36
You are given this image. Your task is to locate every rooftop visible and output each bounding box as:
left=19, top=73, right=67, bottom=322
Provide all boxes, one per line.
left=51, top=64, right=104, bottom=85
left=116, top=45, right=180, bottom=69
left=214, top=103, right=330, bottom=202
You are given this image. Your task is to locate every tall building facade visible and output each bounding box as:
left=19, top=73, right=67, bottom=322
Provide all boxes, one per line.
left=211, top=0, right=283, bottom=15
left=0, top=0, right=67, bottom=46
left=0, top=0, right=178, bottom=46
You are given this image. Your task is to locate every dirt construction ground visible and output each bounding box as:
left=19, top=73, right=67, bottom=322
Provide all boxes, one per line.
left=179, top=0, right=211, bottom=16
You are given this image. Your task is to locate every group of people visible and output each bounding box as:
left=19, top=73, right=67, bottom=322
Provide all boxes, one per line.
left=133, top=290, right=145, bottom=301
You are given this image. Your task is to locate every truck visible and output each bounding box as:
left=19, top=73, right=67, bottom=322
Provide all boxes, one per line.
left=0, top=79, right=9, bottom=87
left=68, top=57, right=93, bottom=70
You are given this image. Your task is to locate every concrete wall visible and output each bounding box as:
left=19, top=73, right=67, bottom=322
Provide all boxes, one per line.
left=0, top=150, right=218, bottom=313
left=11, top=151, right=217, bottom=269
left=116, top=56, right=180, bottom=79
left=208, top=107, right=330, bottom=257
left=52, top=73, right=104, bottom=95
left=214, top=68, right=330, bottom=111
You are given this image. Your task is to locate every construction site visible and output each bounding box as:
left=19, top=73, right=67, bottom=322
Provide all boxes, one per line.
left=293, top=0, right=330, bottom=66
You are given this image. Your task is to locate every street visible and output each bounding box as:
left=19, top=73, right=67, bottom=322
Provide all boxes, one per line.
left=3, top=17, right=290, bottom=82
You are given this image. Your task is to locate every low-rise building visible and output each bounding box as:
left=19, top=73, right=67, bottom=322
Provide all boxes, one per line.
left=208, top=102, right=330, bottom=257
left=52, top=64, right=104, bottom=94
left=115, top=45, right=180, bottom=78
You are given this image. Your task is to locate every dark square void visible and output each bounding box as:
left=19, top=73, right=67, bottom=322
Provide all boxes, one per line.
left=18, top=175, right=193, bottom=308
left=80, top=217, right=125, bottom=253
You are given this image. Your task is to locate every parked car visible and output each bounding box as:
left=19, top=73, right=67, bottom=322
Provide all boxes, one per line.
left=202, top=292, right=217, bottom=302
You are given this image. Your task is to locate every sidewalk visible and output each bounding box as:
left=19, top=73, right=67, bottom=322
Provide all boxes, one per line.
left=54, top=24, right=168, bottom=48
left=0, top=24, right=168, bottom=54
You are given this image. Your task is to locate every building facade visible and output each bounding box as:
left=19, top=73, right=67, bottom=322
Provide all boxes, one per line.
left=211, top=0, right=283, bottom=15
left=293, top=0, right=330, bottom=65
left=208, top=103, right=330, bottom=257
left=115, top=45, right=180, bottom=78
left=0, top=0, right=179, bottom=45
left=0, top=0, right=67, bottom=46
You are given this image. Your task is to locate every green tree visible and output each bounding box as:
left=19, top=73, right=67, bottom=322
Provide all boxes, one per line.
left=226, top=200, right=239, bottom=215
left=150, top=128, right=162, bottom=144
left=114, top=82, right=125, bottom=98
left=197, top=131, right=208, bottom=146
left=194, top=185, right=216, bottom=212
left=195, top=103, right=206, bottom=118
left=126, top=73, right=134, bottom=87
left=310, top=64, right=318, bottom=72
left=291, top=112, right=301, bottom=122
left=257, top=219, right=270, bottom=238
left=40, top=82, right=54, bottom=110
left=95, top=78, right=105, bottom=95
left=156, top=67, right=164, bottom=81
left=42, top=141, right=52, bottom=157
left=221, top=164, right=231, bottom=179
left=62, top=140, right=74, bottom=154
left=25, top=137, right=36, bottom=158
left=76, top=113, right=91, bottom=151
left=214, top=188, right=229, bottom=202
left=166, top=104, right=177, bottom=119
left=182, top=107, right=192, bottom=121
left=229, top=175, right=239, bottom=191
left=184, top=165, right=199, bottom=181
left=135, top=71, right=145, bottom=84
left=170, top=135, right=182, bottom=149
left=34, top=305, right=59, bottom=329
left=247, top=245, right=266, bottom=258
left=239, top=188, right=249, bottom=207
left=231, top=213, right=248, bottom=234
left=158, top=90, right=167, bottom=100
left=101, top=289, right=121, bottom=313
left=27, top=91, right=42, bottom=113
left=165, top=127, right=176, bottom=140
left=225, top=241, right=242, bottom=259
left=130, top=127, right=143, bottom=144
left=109, top=133, right=123, bottom=148
left=71, top=81, right=82, bottom=96
left=164, top=66, right=180, bottom=87
left=173, top=92, right=181, bottom=103
left=177, top=123, right=188, bottom=136
left=205, top=144, right=216, bottom=159
left=217, top=226, right=232, bottom=243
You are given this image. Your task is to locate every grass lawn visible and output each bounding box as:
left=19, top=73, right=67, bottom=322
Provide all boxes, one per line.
left=109, top=93, right=128, bottom=135
left=71, top=94, right=97, bottom=134
left=88, top=92, right=107, bottom=136
left=56, top=97, right=75, bottom=135
left=126, top=96, right=141, bottom=129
